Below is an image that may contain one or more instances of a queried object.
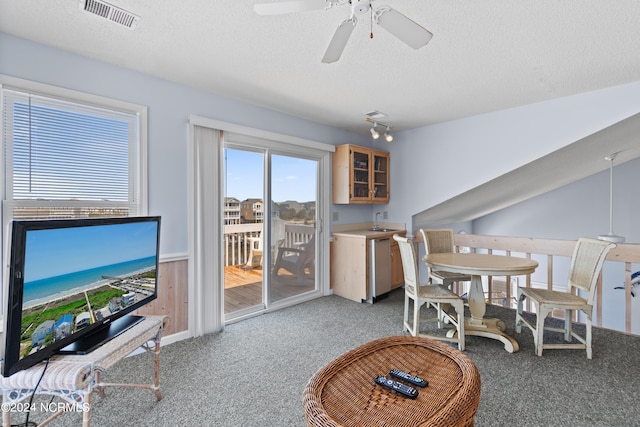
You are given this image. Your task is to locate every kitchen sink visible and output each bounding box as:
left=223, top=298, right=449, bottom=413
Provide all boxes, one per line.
left=370, top=228, right=399, bottom=232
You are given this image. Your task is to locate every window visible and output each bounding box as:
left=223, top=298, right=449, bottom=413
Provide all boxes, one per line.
left=1, top=76, right=147, bottom=221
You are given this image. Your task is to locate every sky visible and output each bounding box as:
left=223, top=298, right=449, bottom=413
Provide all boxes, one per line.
left=225, top=149, right=317, bottom=202
left=23, top=220, right=158, bottom=282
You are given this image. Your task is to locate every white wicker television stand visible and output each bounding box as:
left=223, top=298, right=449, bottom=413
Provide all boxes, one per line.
left=0, top=315, right=168, bottom=427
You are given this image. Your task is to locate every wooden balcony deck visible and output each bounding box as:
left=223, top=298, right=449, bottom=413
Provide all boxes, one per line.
left=224, top=265, right=314, bottom=313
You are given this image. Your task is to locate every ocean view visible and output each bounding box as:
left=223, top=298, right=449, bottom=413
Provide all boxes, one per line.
left=23, top=256, right=156, bottom=307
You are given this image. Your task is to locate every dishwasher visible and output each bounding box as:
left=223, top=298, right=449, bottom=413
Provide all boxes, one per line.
left=369, top=237, right=392, bottom=303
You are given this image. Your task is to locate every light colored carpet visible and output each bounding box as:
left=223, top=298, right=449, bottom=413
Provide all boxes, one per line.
left=16, top=289, right=640, bottom=426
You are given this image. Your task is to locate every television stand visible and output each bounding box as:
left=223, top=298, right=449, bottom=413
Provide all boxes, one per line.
left=0, top=315, right=169, bottom=427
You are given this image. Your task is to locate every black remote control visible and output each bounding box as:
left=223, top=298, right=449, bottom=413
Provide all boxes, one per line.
left=390, top=369, right=428, bottom=388
left=374, top=375, right=419, bottom=399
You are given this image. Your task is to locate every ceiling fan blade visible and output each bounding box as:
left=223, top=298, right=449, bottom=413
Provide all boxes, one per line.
left=321, top=18, right=357, bottom=63
left=374, top=7, right=433, bottom=49
left=253, top=0, right=329, bottom=15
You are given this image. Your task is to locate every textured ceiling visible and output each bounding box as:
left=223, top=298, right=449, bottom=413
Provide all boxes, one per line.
left=2, top=0, right=640, bottom=136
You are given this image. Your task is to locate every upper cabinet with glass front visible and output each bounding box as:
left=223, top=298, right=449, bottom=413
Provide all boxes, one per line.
left=333, top=144, right=390, bottom=204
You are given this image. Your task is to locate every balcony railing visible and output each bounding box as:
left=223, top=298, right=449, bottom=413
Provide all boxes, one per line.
left=223, top=223, right=314, bottom=267
left=414, top=233, right=640, bottom=335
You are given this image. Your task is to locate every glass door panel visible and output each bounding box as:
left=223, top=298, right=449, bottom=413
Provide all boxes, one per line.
left=223, top=148, right=265, bottom=316
left=351, top=148, right=371, bottom=201
left=269, top=154, right=318, bottom=303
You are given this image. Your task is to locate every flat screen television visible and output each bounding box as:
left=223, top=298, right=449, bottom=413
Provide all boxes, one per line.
left=2, top=216, right=160, bottom=377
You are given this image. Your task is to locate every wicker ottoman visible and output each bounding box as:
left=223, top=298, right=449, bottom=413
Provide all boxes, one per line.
left=303, top=336, right=481, bottom=427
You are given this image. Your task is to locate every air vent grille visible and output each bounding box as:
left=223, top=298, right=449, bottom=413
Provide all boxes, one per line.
left=80, top=0, right=140, bottom=30
left=364, top=111, right=388, bottom=120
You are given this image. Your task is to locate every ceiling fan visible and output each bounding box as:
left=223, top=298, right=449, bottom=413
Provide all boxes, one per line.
left=253, top=0, right=433, bottom=63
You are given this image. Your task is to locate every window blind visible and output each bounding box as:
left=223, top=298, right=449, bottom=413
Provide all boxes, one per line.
left=3, top=89, right=136, bottom=202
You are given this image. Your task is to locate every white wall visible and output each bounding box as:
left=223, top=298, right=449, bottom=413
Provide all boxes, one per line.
left=385, top=82, right=640, bottom=232
left=0, top=33, right=370, bottom=255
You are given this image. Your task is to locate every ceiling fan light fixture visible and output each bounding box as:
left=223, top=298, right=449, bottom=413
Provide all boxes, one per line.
left=351, top=0, right=371, bottom=15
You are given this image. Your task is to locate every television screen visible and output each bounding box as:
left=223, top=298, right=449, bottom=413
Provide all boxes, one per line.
left=2, top=216, right=160, bottom=377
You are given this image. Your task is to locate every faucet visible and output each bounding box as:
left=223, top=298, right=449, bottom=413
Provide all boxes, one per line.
left=372, top=212, right=382, bottom=231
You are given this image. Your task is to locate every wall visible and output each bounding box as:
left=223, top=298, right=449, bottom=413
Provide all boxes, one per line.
left=385, top=81, right=640, bottom=233
left=473, top=158, right=639, bottom=243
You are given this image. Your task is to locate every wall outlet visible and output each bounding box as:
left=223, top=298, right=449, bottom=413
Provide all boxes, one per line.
left=383, top=211, right=388, bottom=219
left=332, top=211, right=339, bottom=222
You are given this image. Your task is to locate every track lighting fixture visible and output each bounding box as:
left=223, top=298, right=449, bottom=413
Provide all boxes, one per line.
left=365, top=117, right=393, bottom=142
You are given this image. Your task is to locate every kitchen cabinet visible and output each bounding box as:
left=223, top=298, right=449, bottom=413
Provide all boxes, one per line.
left=390, top=237, right=404, bottom=289
left=332, top=144, right=389, bottom=204
left=330, top=229, right=406, bottom=303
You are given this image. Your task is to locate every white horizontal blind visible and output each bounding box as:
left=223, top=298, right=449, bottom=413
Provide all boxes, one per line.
left=4, top=90, right=134, bottom=202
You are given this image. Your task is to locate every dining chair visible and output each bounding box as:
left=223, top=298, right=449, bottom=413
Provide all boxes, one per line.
left=393, top=234, right=465, bottom=350
left=515, top=237, right=616, bottom=359
left=420, top=228, right=472, bottom=327
left=419, top=228, right=471, bottom=290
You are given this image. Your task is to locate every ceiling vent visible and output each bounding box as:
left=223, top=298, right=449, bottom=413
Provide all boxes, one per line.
left=364, top=111, right=388, bottom=120
left=79, top=0, right=140, bottom=30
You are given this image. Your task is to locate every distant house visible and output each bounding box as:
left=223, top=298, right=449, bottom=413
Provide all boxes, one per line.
left=240, top=198, right=263, bottom=223
left=31, top=320, right=55, bottom=347
left=75, top=312, right=91, bottom=330
left=122, top=292, right=135, bottom=306
left=109, top=297, right=122, bottom=313
left=224, top=197, right=241, bottom=224
left=55, top=314, right=73, bottom=340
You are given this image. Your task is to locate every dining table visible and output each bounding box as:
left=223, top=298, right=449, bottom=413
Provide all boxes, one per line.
left=423, top=252, right=538, bottom=353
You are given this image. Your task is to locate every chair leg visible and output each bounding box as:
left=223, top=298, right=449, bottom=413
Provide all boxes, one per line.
left=454, top=299, right=465, bottom=351
left=564, top=310, right=572, bottom=342
left=515, top=291, right=524, bottom=333
left=585, top=314, right=593, bottom=359
left=536, top=305, right=551, bottom=357
left=436, top=302, right=444, bottom=329
left=403, top=293, right=410, bottom=332
left=413, top=298, right=420, bottom=336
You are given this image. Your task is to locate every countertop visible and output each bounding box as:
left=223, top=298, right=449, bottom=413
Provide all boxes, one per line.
left=332, top=229, right=406, bottom=239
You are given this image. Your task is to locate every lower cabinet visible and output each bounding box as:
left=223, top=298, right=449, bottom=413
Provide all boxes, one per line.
left=330, top=230, right=406, bottom=303
left=390, top=238, right=405, bottom=290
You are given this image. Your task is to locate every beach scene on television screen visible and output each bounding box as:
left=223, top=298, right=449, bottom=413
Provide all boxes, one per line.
left=18, top=221, right=158, bottom=360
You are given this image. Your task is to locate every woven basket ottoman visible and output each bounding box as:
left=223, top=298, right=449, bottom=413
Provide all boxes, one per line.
left=303, top=335, right=481, bottom=427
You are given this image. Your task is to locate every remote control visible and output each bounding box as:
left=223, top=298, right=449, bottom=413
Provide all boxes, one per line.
left=390, top=369, right=428, bottom=388
left=374, top=375, right=419, bottom=399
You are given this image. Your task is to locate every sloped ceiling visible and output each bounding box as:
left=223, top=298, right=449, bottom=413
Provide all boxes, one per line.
left=413, top=113, right=640, bottom=226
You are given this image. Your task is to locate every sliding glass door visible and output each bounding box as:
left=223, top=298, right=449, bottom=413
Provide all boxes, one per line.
left=223, top=141, right=321, bottom=321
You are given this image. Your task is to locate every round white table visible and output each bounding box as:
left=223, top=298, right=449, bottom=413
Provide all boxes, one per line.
left=424, top=253, right=538, bottom=352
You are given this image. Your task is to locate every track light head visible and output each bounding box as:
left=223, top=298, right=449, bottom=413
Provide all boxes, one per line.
left=370, top=123, right=380, bottom=139
left=384, top=126, right=393, bottom=142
